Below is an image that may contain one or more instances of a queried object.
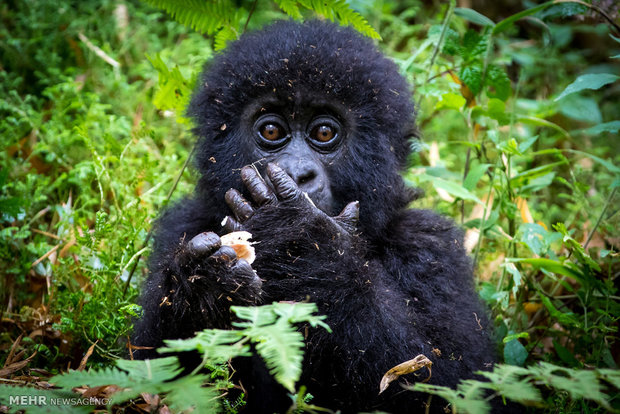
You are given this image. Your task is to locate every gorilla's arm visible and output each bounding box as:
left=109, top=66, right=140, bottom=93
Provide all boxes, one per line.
left=225, top=164, right=494, bottom=406
left=131, top=197, right=263, bottom=359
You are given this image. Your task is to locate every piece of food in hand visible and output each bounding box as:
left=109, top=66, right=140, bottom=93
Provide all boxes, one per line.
left=220, top=231, right=255, bottom=264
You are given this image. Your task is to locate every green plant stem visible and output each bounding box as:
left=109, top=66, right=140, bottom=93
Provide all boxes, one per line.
left=243, top=0, right=258, bottom=33
left=473, top=166, right=497, bottom=270
left=417, top=0, right=455, bottom=108
left=584, top=187, right=617, bottom=250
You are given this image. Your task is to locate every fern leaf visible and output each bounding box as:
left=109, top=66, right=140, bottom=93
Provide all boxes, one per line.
left=214, top=25, right=239, bottom=51
left=50, top=366, right=134, bottom=389
left=329, top=0, right=381, bottom=39
left=273, top=302, right=331, bottom=331
left=142, top=0, right=235, bottom=35
left=297, top=0, right=380, bottom=39
left=165, top=375, right=220, bottom=413
left=231, top=304, right=279, bottom=327
left=253, top=323, right=305, bottom=392
left=116, top=356, right=181, bottom=381
left=162, top=329, right=249, bottom=362
left=275, top=0, right=303, bottom=19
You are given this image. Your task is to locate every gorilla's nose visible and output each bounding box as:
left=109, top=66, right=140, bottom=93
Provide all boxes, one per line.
left=276, top=158, right=324, bottom=193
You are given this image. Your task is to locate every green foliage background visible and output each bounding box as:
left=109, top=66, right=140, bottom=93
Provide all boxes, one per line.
left=0, top=0, right=618, bottom=413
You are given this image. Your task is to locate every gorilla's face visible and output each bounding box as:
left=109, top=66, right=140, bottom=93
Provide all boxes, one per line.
left=190, top=20, right=417, bottom=238
left=242, top=97, right=347, bottom=215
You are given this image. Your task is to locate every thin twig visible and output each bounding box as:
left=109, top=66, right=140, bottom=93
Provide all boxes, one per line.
left=243, top=0, right=258, bottom=33
left=122, top=143, right=197, bottom=297
left=417, top=0, right=455, bottom=108
left=584, top=186, right=617, bottom=250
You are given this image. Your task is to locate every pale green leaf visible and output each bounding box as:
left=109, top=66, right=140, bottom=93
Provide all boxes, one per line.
left=555, top=73, right=619, bottom=101
left=419, top=174, right=483, bottom=204
left=454, top=8, right=495, bottom=26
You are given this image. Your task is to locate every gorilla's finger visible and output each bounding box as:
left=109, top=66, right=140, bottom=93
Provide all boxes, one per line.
left=335, top=201, right=360, bottom=232
left=209, top=245, right=238, bottom=263
left=225, top=188, right=254, bottom=222
left=221, top=216, right=245, bottom=233
left=187, top=232, right=221, bottom=256
left=266, top=163, right=301, bottom=201
left=241, top=165, right=277, bottom=206
left=231, top=259, right=257, bottom=279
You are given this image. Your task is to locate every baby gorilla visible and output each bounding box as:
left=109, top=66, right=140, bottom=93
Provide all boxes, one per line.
left=132, top=20, right=497, bottom=413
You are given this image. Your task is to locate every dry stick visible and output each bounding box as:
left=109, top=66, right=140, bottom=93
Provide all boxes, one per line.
left=122, top=144, right=197, bottom=297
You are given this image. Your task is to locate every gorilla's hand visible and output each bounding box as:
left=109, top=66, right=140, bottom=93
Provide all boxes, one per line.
left=176, top=231, right=262, bottom=305
left=223, top=163, right=359, bottom=239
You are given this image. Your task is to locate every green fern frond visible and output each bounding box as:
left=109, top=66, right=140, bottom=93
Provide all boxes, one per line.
left=214, top=25, right=239, bottom=51
left=273, top=301, right=331, bottom=331
left=116, top=356, right=182, bottom=381
left=162, top=329, right=249, bottom=362
left=413, top=362, right=620, bottom=414
left=50, top=366, right=134, bottom=389
left=164, top=375, right=220, bottom=413
left=275, top=0, right=303, bottom=19
left=231, top=303, right=279, bottom=328
left=298, top=0, right=380, bottom=39
left=254, top=323, right=305, bottom=392
left=142, top=0, right=235, bottom=35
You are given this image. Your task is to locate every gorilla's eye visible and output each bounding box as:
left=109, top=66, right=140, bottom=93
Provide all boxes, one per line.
left=307, top=116, right=342, bottom=151
left=260, top=123, right=284, bottom=141
left=254, top=115, right=289, bottom=149
left=311, top=125, right=334, bottom=142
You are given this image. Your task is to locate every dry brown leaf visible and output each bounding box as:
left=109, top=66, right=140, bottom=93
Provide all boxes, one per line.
left=3, top=334, right=24, bottom=368
left=78, top=341, right=98, bottom=371
left=0, top=352, right=37, bottom=378
left=221, top=231, right=255, bottom=264
left=378, top=354, right=432, bottom=394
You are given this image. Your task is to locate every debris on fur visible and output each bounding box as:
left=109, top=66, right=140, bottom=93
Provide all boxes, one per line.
left=379, top=354, right=433, bottom=394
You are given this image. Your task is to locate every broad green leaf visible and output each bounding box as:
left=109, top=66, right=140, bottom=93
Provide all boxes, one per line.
left=436, top=92, right=466, bottom=110
left=463, top=163, right=491, bottom=191
left=558, top=95, right=602, bottom=123
left=518, top=135, right=538, bottom=153
left=418, top=174, right=483, bottom=204
left=459, top=65, right=483, bottom=95
left=503, top=332, right=530, bottom=343
left=493, top=1, right=556, bottom=34
left=579, top=120, right=620, bottom=135
left=508, top=258, right=583, bottom=281
left=486, top=65, right=512, bottom=101
left=487, top=98, right=510, bottom=123
left=555, top=73, right=619, bottom=101
left=504, top=339, right=528, bottom=366
left=518, top=116, right=570, bottom=139
left=454, top=8, right=495, bottom=26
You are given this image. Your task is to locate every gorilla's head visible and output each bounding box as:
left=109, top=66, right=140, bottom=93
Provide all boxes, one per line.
left=189, top=20, right=418, bottom=239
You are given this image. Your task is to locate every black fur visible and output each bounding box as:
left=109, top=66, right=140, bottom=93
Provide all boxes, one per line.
left=132, top=20, right=498, bottom=413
